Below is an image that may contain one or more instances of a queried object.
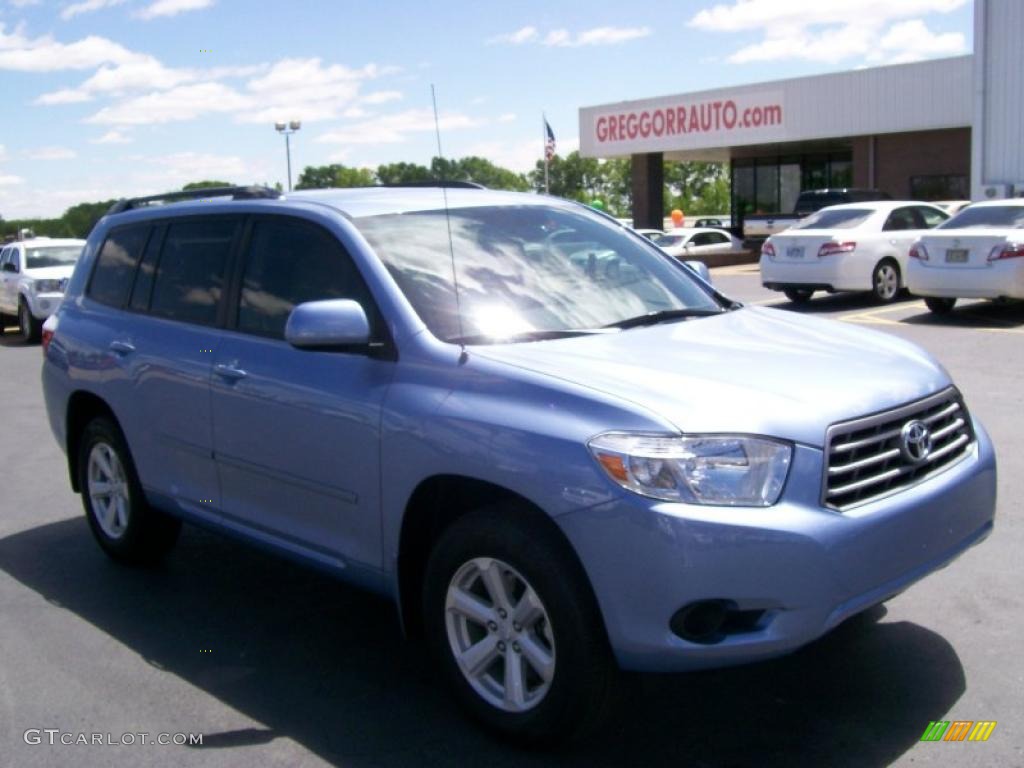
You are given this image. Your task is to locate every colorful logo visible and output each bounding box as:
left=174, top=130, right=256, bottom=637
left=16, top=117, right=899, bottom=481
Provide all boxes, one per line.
left=920, top=721, right=997, bottom=742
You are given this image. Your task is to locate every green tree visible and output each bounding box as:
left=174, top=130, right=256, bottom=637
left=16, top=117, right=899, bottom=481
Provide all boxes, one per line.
left=376, top=161, right=431, bottom=185
left=664, top=161, right=730, bottom=216
left=182, top=180, right=233, bottom=190
left=529, top=152, right=631, bottom=216
left=295, top=164, right=375, bottom=190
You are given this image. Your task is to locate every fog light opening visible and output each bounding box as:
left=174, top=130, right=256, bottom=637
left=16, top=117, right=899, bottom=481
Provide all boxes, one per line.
left=670, top=601, right=766, bottom=644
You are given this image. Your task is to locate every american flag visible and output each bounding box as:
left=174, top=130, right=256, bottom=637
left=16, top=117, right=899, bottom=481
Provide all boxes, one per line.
left=544, top=119, right=556, bottom=161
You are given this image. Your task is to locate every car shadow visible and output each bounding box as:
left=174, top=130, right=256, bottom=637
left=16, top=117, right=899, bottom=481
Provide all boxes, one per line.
left=0, top=329, right=32, bottom=347
left=777, top=292, right=916, bottom=315
left=0, top=518, right=966, bottom=767
left=901, top=299, right=1024, bottom=330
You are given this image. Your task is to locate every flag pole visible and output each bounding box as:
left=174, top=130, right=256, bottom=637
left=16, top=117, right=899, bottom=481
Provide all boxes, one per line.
left=542, top=112, right=550, bottom=195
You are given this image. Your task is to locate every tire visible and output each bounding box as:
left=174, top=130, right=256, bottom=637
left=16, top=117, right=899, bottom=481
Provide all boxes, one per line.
left=423, top=506, right=617, bottom=746
left=77, top=416, right=181, bottom=565
left=18, top=300, right=41, bottom=343
left=871, top=259, right=901, bottom=303
left=784, top=288, right=814, bottom=304
left=924, top=296, right=957, bottom=315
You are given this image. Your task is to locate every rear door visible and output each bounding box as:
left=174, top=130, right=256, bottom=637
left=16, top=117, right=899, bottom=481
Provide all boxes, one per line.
left=97, top=216, right=241, bottom=514
left=210, top=214, right=395, bottom=569
left=0, top=248, right=13, bottom=313
left=882, top=207, right=927, bottom=268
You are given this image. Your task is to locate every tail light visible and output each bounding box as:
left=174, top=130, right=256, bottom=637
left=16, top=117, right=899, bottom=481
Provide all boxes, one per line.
left=909, top=243, right=929, bottom=261
left=761, top=241, right=776, bottom=259
left=818, top=241, right=856, bottom=258
left=41, top=314, right=58, bottom=355
left=988, top=242, right=1024, bottom=262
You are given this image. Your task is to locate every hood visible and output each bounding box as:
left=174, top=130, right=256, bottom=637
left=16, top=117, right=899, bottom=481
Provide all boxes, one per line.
left=23, top=265, right=75, bottom=280
left=473, top=306, right=950, bottom=447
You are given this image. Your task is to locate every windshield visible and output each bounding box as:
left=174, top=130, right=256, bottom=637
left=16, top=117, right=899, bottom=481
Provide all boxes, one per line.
left=26, top=245, right=81, bottom=269
left=939, top=205, right=1024, bottom=229
left=354, top=205, right=722, bottom=343
left=791, top=208, right=873, bottom=230
left=651, top=233, right=686, bottom=247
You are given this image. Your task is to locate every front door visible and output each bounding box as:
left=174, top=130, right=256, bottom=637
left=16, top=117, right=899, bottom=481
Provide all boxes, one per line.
left=210, top=215, right=394, bottom=569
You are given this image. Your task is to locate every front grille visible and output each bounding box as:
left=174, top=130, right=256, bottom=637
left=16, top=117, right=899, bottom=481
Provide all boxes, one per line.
left=823, top=388, right=974, bottom=510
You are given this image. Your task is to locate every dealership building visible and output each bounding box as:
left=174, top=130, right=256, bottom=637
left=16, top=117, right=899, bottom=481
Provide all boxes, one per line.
left=579, top=0, right=1024, bottom=230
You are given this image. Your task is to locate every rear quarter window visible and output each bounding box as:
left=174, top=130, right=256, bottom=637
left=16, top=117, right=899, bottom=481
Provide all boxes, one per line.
left=88, top=225, right=151, bottom=308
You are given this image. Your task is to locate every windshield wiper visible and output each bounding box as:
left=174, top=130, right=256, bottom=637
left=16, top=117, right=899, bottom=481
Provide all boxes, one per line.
left=446, top=328, right=615, bottom=345
left=603, top=307, right=726, bottom=330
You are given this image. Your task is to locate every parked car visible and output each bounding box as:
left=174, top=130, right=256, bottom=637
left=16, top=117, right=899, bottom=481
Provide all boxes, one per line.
left=0, top=237, right=85, bottom=342
left=743, top=188, right=892, bottom=242
left=42, top=185, right=996, bottom=746
left=651, top=227, right=743, bottom=259
left=907, top=199, right=1024, bottom=314
left=693, top=217, right=729, bottom=228
left=933, top=200, right=972, bottom=216
left=760, top=201, right=949, bottom=303
left=632, top=227, right=665, bottom=241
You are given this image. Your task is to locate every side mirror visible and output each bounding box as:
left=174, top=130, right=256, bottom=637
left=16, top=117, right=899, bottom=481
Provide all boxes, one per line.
left=684, top=260, right=712, bottom=284
left=284, top=299, right=372, bottom=350
left=1, top=262, right=18, bottom=273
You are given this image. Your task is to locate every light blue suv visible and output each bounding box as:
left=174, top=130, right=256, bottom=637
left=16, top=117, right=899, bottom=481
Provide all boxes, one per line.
left=42, top=185, right=996, bottom=745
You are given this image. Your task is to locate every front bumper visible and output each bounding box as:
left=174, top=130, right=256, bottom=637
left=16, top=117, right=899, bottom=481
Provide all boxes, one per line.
left=907, top=259, right=1024, bottom=300
left=760, top=254, right=871, bottom=293
left=557, top=421, right=996, bottom=672
left=25, top=292, right=65, bottom=320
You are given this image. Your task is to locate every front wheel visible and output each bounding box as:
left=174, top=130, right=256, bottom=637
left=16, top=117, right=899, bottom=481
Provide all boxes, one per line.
left=872, top=260, right=901, bottom=303
left=78, top=417, right=181, bottom=565
left=924, top=296, right=957, bottom=315
left=784, top=288, right=814, bottom=304
left=423, top=507, right=617, bottom=746
left=18, top=300, right=41, bottom=343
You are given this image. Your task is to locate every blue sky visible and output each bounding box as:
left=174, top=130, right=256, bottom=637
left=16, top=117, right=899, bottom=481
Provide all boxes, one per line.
left=0, top=0, right=973, bottom=218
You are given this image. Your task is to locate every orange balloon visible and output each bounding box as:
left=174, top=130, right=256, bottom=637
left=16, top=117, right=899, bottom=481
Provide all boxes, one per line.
left=671, top=209, right=684, bottom=224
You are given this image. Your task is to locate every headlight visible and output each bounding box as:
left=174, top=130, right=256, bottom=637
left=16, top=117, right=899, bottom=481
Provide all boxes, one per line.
left=588, top=433, right=792, bottom=506
left=34, top=279, right=63, bottom=293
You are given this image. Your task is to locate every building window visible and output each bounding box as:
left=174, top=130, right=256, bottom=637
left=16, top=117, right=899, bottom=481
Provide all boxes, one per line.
left=910, top=175, right=969, bottom=201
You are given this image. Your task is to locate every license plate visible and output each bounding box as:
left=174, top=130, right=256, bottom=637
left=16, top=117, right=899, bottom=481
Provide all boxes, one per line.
left=945, top=249, right=968, bottom=263
left=786, top=246, right=804, bottom=259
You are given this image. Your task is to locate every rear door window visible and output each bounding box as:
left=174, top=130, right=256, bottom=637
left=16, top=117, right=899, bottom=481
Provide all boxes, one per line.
left=88, top=225, right=151, bottom=308
left=915, top=206, right=949, bottom=229
left=792, top=209, right=873, bottom=230
left=149, top=217, right=240, bottom=326
left=882, top=207, right=921, bottom=231
left=236, top=216, right=372, bottom=339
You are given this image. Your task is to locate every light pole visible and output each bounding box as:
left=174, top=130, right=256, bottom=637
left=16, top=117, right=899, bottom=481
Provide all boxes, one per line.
left=274, top=120, right=301, bottom=191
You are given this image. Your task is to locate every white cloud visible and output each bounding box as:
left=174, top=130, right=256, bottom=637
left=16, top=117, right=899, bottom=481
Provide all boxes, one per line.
left=61, top=0, right=127, bottom=21
left=0, top=24, right=141, bottom=71
left=689, top=0, right=967, bottom=31
left=85, top=81, right=252, bottom=124
left=132, top=151, right=251, bottom=185
left=0, top=174, right=25, bottom=186
left=0, top=144, right=6, bottom=161
left=497, top=112, right=516, bottom=123
left=135, top=0, right=214, bottom=20
left=689, top=0, right=968, bottom=66
left=460, top=136, right=580, bottom=172
left=317, top=109, right=485, bottom=145
left=26, top=146, right=77, bottom=160
left=9, top=0, right=41, bottom=7
left=490, top=24, right=650, bottom=47
left=35, top=88, right=94, bottom=104
left=91, top=129, right=132, bottom=144
left=361, top=90, right=402, bottom=105
left=487, top=26, right=538, bottom=45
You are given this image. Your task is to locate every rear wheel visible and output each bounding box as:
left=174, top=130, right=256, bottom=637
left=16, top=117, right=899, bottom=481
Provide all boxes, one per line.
left=423, top=506, right=617, bottom=746
left=871, top=259, right=901, bottom=303
left=78, top=416, right=181, bottom=565
left=784, top=288, right=814, bottom=304
left=924, top=297, right=957, bottom=315
left=18, top=300, right=41, bottom=343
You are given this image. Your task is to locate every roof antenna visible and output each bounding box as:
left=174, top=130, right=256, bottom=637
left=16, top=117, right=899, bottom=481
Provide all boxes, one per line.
left=431, top=84, right=467, bottom=361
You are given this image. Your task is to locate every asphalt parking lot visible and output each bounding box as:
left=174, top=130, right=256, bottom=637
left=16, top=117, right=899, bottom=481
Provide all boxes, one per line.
left=1, top=270, right=1021, bottom=768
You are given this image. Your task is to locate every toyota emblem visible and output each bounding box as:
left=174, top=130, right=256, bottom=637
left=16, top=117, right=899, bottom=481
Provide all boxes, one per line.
left=900, top=420, right=932, bottom=465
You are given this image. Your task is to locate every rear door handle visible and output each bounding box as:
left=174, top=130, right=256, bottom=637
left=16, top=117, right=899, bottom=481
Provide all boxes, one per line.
left=108, top=340, right=135, bottom=355
left=214, top=363, right=247, bottom=381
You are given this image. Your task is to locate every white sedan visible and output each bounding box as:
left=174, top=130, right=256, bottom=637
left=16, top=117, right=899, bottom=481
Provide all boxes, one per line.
left=760, top=201, right=949, bottom=303
left=907, top=199, right=1024, bottom=314
left=650, top=228, right=743, bottom=259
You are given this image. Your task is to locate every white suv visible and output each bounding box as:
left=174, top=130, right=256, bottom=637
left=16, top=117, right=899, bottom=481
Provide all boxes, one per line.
left=0, top=237, right=85, bottom=342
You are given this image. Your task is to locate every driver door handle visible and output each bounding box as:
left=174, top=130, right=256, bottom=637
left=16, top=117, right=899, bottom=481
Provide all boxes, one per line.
left=108, top=340, right=135, bottom=356
left=214, top=363, right=247, bottom=381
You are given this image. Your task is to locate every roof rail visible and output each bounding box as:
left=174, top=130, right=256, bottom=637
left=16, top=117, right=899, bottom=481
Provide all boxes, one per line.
left=106, top=185, right=281, bottom=215
left=380, top=180, right=486, bottom=190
